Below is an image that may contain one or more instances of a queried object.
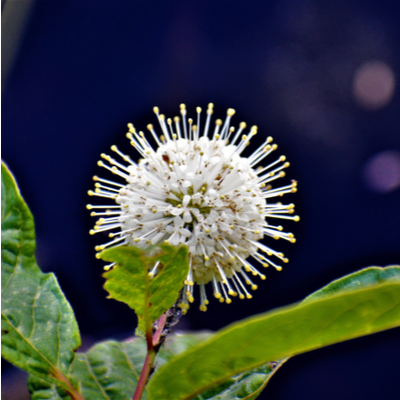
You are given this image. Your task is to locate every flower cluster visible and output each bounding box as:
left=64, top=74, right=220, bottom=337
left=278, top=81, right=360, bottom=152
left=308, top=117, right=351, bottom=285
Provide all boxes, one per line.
left=88, top=104, right=298, bottom=312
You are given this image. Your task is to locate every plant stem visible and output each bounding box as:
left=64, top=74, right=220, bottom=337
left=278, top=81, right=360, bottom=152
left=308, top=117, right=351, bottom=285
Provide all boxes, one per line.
left=152, top=313, right=168, bottom=348
left=132, top=350, right=156, bottom=400
left=132, top=312, right=168, bottom=400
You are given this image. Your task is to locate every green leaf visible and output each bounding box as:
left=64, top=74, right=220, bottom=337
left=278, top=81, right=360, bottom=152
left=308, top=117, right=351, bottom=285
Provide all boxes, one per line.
left=147, top=266, right=400, bottom=400
left=101, top=244, right=189, bottom=333
left=157, top=331, right=286, bottom=400
left=303, top=265, right=400, bottom=304
left=27, top=331, right=284, bottom=400
left=191, top=362, right=286, bottom=400
left=52, top=333, right=207, bottom=400
left=70, top=340, right=147, bottom=400
left=28, top=375, right=70, bottom=400
left=1, top=162, right=81, bottom=390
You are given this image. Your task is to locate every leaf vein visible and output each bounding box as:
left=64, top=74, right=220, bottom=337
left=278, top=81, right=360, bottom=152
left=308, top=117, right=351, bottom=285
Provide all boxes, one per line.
left=84, top=353, right=112, bottom=400
left=121, top=342, right=141, bottom=380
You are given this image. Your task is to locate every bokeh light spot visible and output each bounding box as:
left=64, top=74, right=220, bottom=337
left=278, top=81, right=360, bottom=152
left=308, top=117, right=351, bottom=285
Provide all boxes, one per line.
left=353, top=61, right=395, bottom=110
left=363, top=150, right=400, bottom=193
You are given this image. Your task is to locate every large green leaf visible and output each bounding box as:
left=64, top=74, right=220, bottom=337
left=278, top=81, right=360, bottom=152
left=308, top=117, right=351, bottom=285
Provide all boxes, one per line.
left=190, top=267, right=400, bottom=400
left=158, top=331, right=286, bottom=400
left=303, top=266, right=400, bottom=304
left=101, top=244, right=189, bottom=333
left=147, top=266, right=400, bottom=400
left=191, top=362, right=286, bottom=400
left=1, top=162, right=81, bottom=390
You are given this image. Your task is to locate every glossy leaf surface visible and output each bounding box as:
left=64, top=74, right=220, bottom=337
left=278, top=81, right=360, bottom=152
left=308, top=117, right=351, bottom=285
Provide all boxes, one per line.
left=158, top=331, right=286, bottom=400
left=1, top=162, right=81, bottom=389
left=148, top=266, right=400, bottom=400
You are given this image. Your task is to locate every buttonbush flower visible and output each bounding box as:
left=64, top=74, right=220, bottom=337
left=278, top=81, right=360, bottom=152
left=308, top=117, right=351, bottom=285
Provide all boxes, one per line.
left=88, top=104, right=299, bottom=312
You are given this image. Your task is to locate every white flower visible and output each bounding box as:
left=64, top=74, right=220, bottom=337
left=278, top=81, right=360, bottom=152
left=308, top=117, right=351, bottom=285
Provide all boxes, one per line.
left=87, top=104, right=299, bottom=312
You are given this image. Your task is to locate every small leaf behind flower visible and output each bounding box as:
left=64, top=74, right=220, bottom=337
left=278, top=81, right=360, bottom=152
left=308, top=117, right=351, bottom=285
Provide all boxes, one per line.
left=101, top=244, right=189, bottom=333
left=148, top=266, right=400, bottom=400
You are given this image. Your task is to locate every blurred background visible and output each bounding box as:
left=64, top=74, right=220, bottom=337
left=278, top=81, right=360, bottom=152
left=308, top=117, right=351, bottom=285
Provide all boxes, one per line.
left=2, top=0, right=400, bottom=399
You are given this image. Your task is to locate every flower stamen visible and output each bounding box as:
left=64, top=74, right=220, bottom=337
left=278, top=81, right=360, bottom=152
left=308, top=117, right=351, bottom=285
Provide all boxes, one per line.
left=89, top=104, right=298, bottom=310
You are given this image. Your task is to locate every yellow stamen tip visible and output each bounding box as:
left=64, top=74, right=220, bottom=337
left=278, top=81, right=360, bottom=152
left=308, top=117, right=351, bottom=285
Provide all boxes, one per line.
left=226, top=299, right=232, bottom=304
left=246, top=294, right=253, bottom=299
left=251, top=285, right=258, bottom=290
left=89, top=230, right=96, bottom=235
left=153, top=107, right=159, bottom=114
left=200, top=305, right=207, bottom=312
left=294, top=215, right=300, bottom=221
left=219, top=297, right=225, bottom=303
left=227, top=108, right=236, bottom=116
left=134, top=238, right=140, bottom=243
left=86, top=204, right=93, bottom=209
left=95, top=253, right=102, bottom=259
left=239, top=294, right=245, bottom=299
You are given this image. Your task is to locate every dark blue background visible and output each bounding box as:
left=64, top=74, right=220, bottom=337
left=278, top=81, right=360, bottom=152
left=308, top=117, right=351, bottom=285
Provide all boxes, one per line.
left=2, top=1, right=400, bottom=399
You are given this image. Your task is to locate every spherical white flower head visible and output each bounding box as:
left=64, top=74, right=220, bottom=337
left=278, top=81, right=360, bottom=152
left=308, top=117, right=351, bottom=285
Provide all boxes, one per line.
left=88, top=104, right=299, bottom=313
